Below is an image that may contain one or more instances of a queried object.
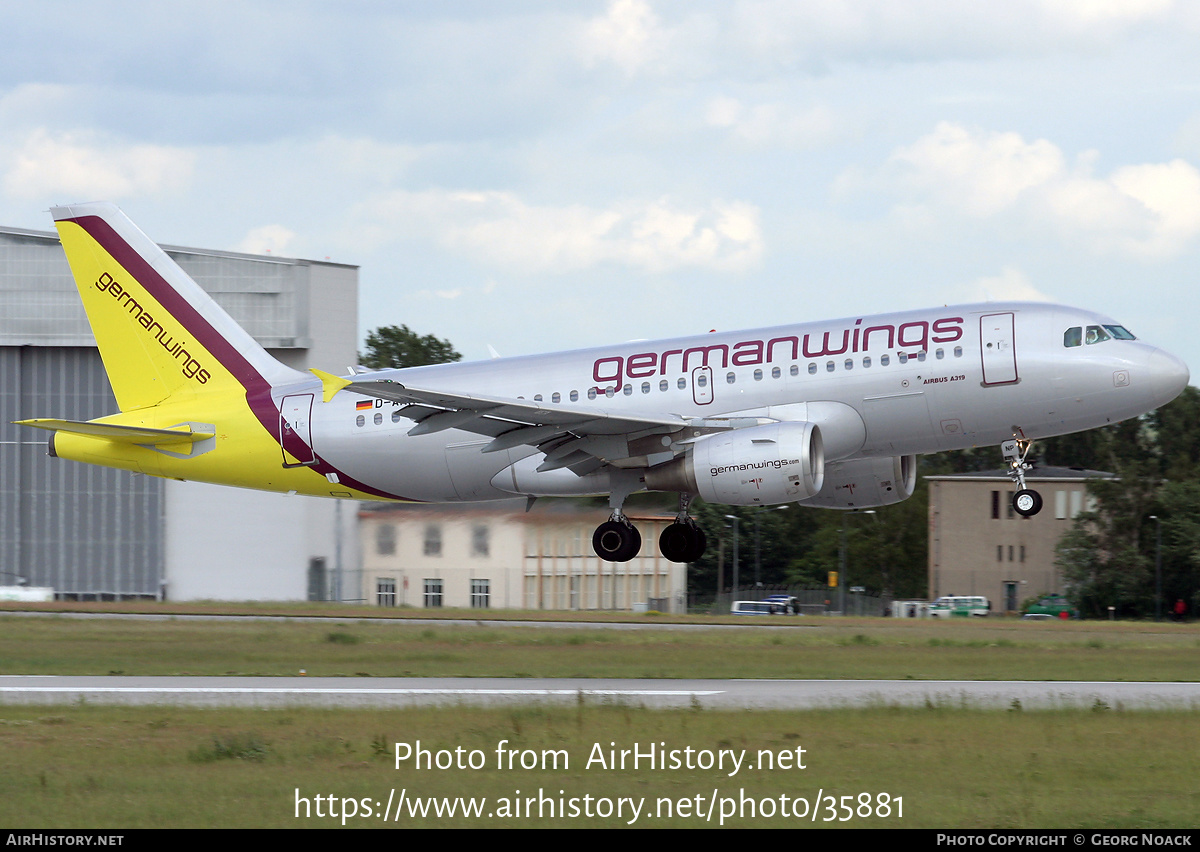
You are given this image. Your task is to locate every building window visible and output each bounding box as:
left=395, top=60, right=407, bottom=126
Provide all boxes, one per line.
left=376, top=523, right=396, bottom=555
left=997, top=545, right=1003, bottom=562
left=424, top=525, right=442, bottom=557
left=471, top=579, right=490, bottom=609
left=423, top=579, right=443, bottom=608
left=377, top=578, right=396, bottom=607
left=472, top=524, right=490, bottom=557
left=1006, top=491, right=1015, bottom=520
left=991, top=491, right=1000, bottom=520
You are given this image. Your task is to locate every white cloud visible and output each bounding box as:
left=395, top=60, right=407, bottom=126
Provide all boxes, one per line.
left=351, top=189, right=762, bottom=274
left=237, top=224, right=295, bottom=256
left=889, top=122, right=1064, bottom=216
left=878, top=122, right=1200, bottom=259
left=970, top=266, right=1055, bottom=302
left=3, top=129, right=195, bottom=200
left=579, top=0, right=669, bottom=74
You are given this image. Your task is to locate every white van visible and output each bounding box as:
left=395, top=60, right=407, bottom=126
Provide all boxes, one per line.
left=928, top=596, right=990, bottom=618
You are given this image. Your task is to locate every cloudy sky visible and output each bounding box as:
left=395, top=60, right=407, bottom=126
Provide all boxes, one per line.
left=2, top=1, right=1198, bottom=377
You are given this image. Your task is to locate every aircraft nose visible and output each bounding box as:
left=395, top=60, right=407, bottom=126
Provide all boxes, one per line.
left=1147, top=348, right=1190, bottom=406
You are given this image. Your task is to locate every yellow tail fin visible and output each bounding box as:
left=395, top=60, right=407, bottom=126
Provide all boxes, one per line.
left=51, top=202, right=305, bottom=411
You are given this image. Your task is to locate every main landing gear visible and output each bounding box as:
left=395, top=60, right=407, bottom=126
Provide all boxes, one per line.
left=592, top=517, right=642, bottom=562
left=659, top=493, right=707, bottom=564
left=591, top=472, right=643, bottom=563
left=590, top=490, right=709, bottom=563
left=1002, top=435, right=1043, bottom=517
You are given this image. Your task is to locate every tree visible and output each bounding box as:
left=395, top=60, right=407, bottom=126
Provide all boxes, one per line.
left=361, top=325, right=461, bottom=369
left=1053, top=387, right=1200, bottom=618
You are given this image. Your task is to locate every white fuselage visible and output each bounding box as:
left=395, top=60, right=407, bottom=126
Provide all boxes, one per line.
left=288, top=301, right=1189, bottom=503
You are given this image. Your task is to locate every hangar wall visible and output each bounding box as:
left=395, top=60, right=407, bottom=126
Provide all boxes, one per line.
left=0, top=223, right=360, bottom=601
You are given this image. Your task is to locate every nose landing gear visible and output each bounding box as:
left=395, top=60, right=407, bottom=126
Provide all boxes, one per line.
left=1003, top=434, right=1043, bottom=517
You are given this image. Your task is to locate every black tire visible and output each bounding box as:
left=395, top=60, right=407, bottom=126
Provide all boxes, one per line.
left=1013, top=488, right=1043, bottom=517
left=686, top=526, right=707, bottom=562
left=593, top=520, right=641, bottom=562
left=659, top=523, right=708, bottom=563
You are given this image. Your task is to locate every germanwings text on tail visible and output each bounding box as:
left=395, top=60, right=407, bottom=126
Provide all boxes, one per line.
left=18, top=202, right=1190, bottom=563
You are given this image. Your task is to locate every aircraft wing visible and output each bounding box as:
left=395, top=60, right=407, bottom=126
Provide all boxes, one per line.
left=331, top=376, right=744, bottom=473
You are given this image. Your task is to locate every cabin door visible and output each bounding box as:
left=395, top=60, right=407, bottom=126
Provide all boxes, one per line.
left=280, top=393, right=317, bottom=466
left=980, top=312, right=1018, bottom=385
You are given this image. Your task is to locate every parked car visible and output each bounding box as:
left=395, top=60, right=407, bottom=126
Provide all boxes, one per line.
left=1023, top=595, right=1077, bottom=620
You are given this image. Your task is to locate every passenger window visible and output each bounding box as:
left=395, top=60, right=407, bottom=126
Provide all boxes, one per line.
left=641, top=382, right=650, bottom=394
left=534, top=394, right=542, bottom=402
left=863, top=356, right=871, bottom=368
left=605, top=386, right=615, bottom=398
left=726, top=372, right=736, bottom=384
left=772, top=367, right=781, bottom=379
left=826, top=361, right=835, bottom=373
left=881, top=354, right=890, bottom=366
left=1064, top=327, right=1082, bottom=347
left=953, top=346, right=962, bottom=358
left=844, top=359, right=853, bottom=370
left=808, top=363, right=817, bottom=375
left=696, top=374, right=708, bottom=388
left=587, top=388, right=597, bottom=400
left=790, top=364, right=799, bottom=377
left=659, top=380, right=668, bottom=392
left=391, top=409, right=403, bottom=423
left=623, top=384, right=632, bottom=395
left=753, top=369, right=763, bottom=381
left=677, top=378, right=687, bottom=389
left=899, top=353, right=908, bottom=364
left=552, top=392, right=561, bottom=403
left=570, top=390, right=578, bottom=402
left=935, top=348, right=944, bottom=360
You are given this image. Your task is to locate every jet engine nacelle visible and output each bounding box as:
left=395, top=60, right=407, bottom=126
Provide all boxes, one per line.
left=645, top=421, right=824, bottom=505
left=799, top=454, right=917, bottom=509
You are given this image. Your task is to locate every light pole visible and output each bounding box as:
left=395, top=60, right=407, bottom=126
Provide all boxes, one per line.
left=724, top=514, right=740, bottom=604
left=1150, top=515, right=1162, bottom=622
left=752, top=505, right=790, bottom=588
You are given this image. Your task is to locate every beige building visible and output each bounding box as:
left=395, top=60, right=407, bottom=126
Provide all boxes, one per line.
left=360, top=501, right=687, bottom=612
left=926, top=467, right=1109, bottom=613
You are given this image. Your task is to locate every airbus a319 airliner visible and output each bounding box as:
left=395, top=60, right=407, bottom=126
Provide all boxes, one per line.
left=18, top=203, right=1190, bottom=563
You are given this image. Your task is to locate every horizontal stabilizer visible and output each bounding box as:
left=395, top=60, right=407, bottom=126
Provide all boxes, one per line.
left=15, top=419, right=215, bottom=445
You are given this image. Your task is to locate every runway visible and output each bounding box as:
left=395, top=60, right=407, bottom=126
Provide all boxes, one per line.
left=1, top=675, right=1198, bottom=710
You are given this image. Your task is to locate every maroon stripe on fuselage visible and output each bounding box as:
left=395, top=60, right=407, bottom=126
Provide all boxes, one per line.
left=64, top=214, right=418, bottom=502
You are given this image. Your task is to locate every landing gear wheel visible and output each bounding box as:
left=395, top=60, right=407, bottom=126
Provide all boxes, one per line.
left=1013, top=489, right=1043, bottom=517
left=593, top=520, right=642, bottom=562
left=659, top=523, right=707, bottom=563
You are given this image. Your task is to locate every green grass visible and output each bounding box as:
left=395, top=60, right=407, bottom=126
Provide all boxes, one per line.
left=0, top=703, right=1196, bottom=828
left=1, top=611, right=1198, bottom=681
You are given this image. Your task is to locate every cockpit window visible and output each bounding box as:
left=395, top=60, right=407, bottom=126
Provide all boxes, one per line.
left=1064, top=327, right=1082, bottom=348
left=1085, top=325, right=1111, bottom=345
left=1103, top=324, right=1136, bottom=340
